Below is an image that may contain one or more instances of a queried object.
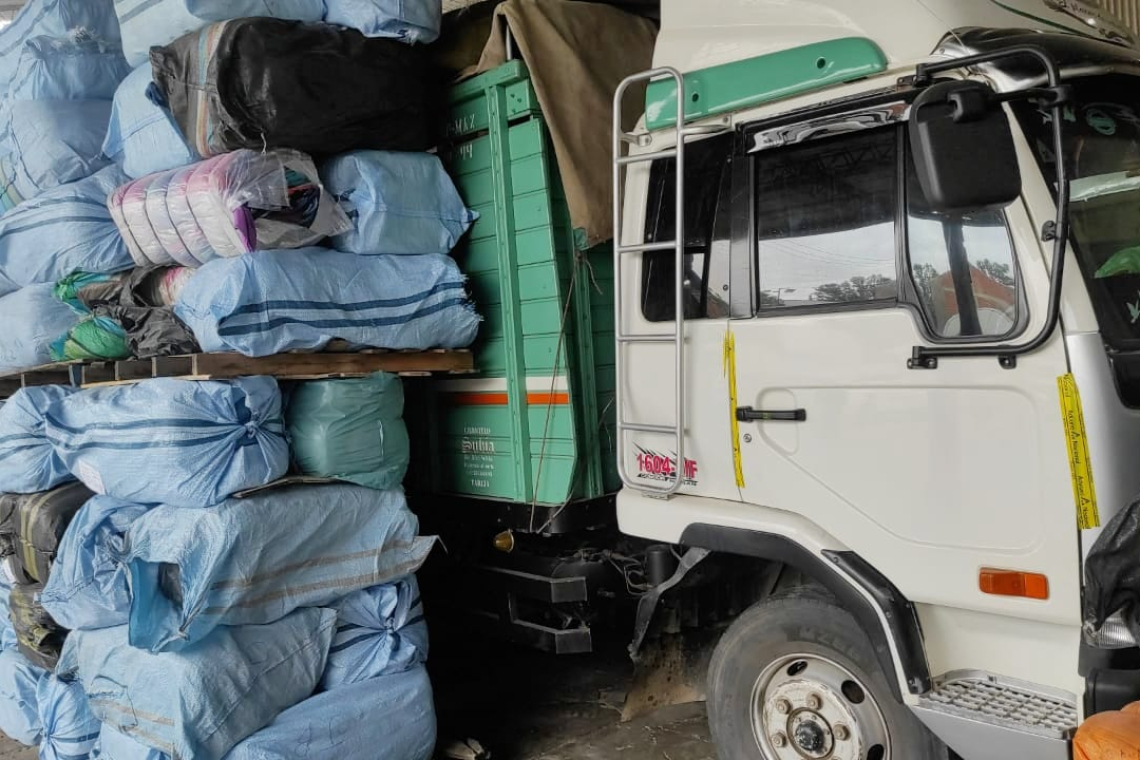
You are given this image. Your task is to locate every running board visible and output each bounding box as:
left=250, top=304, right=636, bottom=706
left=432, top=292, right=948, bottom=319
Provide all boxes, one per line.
left=909, top=671, right=1076, bottom=760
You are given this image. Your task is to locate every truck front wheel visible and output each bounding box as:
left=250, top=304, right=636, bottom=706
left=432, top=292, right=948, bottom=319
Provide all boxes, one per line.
left=707, top=591, right=946, bottom=760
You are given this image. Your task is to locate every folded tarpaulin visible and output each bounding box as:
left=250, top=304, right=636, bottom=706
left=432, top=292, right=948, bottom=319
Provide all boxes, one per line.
left=38, top=674, right=100, bottom=760
left=58, top=608, right=336, bottom=760
left=114, top=0, right=323, bottom=67
left=6, top=482, right=94, bottom=585
left=0, top=0, right=121, bottom=85
left=92, top=724, right=167, bottom=760
left=287, top=373, right=410, bottom=491
left=109, top=149, right=350, bottom=267
left=124, top=483, right=433, bottom=652
left=321, top=576, right=428, bottom=689
left=0, top=385, right=79, bottom=494
left=44, top=377, right=288, bottom=508
left=151, top=18, right=436, bottom=158
left=0, top=166, right=132, bottom=298
left=227, top=665, right=436, bottom=760
left=7, top=33, right=129, bottom=102
left=321, top=150, right=475, bottom=255
left=324, top=0, right=440, bottom=44
left=41, top=496, right=150, bottom=632
left=174, top=248, right=480, bottom=355
left=0, top=99, right=112, bottom=213
left=102, top=64, right=198, bottom=180
left=0, top=648, right=46, bottom=746
left=9, top=581, right=66, bottom=671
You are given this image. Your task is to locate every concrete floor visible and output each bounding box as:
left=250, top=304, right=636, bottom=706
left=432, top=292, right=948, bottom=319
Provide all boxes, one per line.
left=0, top=640, right=715, bottom=760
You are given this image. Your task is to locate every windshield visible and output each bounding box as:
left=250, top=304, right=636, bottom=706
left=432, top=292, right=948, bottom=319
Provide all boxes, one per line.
left=1014, top=76, right=1140, bottom=350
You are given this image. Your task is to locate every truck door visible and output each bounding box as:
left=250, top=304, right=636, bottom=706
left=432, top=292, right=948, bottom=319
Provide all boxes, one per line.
left=728, top=123, right=1081, bottom=620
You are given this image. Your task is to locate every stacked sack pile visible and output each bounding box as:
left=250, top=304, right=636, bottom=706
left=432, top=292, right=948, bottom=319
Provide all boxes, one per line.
left=0, top=0, right=486, bottom=758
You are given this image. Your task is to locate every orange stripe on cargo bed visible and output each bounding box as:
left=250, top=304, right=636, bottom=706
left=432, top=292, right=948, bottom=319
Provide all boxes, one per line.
left=444, top=392, right=570, bottom=406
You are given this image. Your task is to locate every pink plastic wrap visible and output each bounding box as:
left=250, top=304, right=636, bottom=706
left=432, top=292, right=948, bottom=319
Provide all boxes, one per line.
left=106, top=149, right=349, bottom=268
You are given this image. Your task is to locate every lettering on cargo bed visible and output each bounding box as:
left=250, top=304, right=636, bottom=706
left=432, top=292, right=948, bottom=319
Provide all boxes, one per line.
left=461, top=427, right=496, bottom=490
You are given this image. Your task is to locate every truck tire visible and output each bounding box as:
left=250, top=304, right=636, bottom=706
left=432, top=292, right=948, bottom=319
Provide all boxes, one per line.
left=707, top=590, right=947, bottom=760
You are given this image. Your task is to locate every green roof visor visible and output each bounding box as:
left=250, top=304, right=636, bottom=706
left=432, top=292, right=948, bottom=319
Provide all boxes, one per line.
left=644, top=37, right=889, bottom=131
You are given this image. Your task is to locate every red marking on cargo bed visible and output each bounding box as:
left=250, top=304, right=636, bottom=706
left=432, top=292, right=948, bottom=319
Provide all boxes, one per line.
left=445, top=392, right=570, bottom=406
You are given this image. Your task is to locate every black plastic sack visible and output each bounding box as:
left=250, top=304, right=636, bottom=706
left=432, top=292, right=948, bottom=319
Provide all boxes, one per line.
left=73, top=268, right=199, bottom=360
left=1085, top=498, right=1140, bottom=639
left=151, top=18, right=438, bottom=159
left=6, top=483, right=95, bottom=585
left=9, top=582, right=66, bottom=671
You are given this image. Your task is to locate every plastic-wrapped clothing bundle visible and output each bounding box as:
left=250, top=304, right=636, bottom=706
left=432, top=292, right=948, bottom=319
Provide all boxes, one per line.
left=0, top=385, right=79, bottom=494
left=0, top=0, right=121, bottom=85
left=323, top=0, right=441, bottom=44
left=7, top=34, right=129, bottom=102
left=50, top=269, right=199, bottom=362
left=175, top=249, right=480, bottom=355
left=43, top=377, right=288, bottom=508
left=92, top=725, right=167, bottom=760
left=102, top=65, right=198, bottom=180
left=38, top=674, right=100, bottom=760
left=227, top=665, right=436, bottom=760
left=109, top=149, right=350, bottom=267
left=124, top=484, right=433, bottom=652
left=322, top=150, right=475, bottom=255
left=41, top=496, right=149, bottom=632
left=287, top=373, right=410, bottom=491
left=322, top=577, right=428, bottom=689
left=0, top=648, right=46, bottom=746
left=0, top=166, right=132, bottom=298
left=9, top=582, right=66, bottom=670
left=58, top=609, right=336, bottom=760
left=114, top=0, right=323, bottom=67
left=0, top=100, right=112, bottom=212
left=4, top=482, right=94, bottom=585
left=151, top=18, right=435, bottom=158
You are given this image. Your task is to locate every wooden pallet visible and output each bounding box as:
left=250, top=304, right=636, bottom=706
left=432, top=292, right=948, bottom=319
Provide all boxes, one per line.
left=0, top=349, right=476, bottom=398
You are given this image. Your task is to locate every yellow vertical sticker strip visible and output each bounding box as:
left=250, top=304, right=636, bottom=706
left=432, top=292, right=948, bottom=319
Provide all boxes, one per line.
left=1058, top=373, right=1100, bottom=530
left=723, top=329, right=745, bottom=488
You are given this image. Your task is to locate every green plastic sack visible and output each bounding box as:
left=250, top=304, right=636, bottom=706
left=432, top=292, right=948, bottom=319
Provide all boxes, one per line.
left=286, top=372, right=409, bottom=490
left=1096, top=246, right=1140, bottom=278
left=49, top=315, right=129, bottom=362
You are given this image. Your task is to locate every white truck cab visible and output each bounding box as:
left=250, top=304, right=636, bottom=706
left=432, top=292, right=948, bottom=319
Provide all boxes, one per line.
left=613, top=1, right=1140, bottom=757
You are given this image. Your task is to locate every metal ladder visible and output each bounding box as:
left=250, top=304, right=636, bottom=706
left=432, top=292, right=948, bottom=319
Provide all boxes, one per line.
left=612, top=68, right=687, bottom=497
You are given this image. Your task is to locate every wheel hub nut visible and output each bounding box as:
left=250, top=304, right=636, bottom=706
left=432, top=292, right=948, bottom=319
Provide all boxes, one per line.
left=775, top=699, right=792, bottom=715
left=834, top=724, right=851, bottom=741
left=806, top=693, right=823, bottom=710
left=793, top=721, right=827, bottom=753
left=772, top=732, right=788, bottom=748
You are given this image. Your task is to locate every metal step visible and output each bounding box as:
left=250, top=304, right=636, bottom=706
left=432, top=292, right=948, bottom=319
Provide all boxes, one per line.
left=911, top=671, right=1075, bottom=760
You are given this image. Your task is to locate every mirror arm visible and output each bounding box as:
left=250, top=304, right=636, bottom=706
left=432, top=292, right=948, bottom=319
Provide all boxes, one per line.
left=908, top=46, right=1069, bottom=370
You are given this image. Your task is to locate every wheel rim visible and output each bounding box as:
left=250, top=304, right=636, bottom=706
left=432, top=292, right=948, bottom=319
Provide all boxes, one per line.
left=749, top=653, right=891, bottom=760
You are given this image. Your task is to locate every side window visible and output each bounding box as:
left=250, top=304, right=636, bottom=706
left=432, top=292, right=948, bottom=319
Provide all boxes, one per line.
left=905, top=155, right=1021, bottom=339
left=756, top=128, right=899, bottom=310
left=641, top=133, right=733, bottom=322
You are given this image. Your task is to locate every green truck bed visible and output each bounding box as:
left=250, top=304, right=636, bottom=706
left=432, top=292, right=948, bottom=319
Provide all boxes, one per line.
left=409, top=60, right=619, bottom=518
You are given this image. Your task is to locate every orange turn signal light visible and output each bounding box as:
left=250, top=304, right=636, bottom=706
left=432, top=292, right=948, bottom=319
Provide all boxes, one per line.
left=979, top=568, right=1049, bottom=600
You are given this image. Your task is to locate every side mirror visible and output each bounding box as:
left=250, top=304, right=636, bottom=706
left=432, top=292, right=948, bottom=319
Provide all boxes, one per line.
left=909, top=81, right=1021, bottom=213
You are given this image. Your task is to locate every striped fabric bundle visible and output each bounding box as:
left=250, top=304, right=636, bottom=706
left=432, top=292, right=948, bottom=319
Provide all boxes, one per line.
left=321, top=577, right=429, bottom=689
left=43, top=377, right=289, bottom=508
left=174, top=248, right=481, bottom=356
left=0, top=0, right=121, bottom=85
left=0, top=386, right=79, bottom=495
left=0, top=166, right=131, bottom=298
left=1, top=482, right=93, bottom=585
left=123, top=484, right=433, bottom=652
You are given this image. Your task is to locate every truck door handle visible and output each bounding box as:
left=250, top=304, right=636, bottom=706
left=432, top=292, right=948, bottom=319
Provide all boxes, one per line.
left=736, top=407, right=807, bottom=422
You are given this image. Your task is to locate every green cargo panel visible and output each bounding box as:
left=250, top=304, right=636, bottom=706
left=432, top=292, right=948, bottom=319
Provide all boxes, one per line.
left=421, top=60, right=616, bottom=510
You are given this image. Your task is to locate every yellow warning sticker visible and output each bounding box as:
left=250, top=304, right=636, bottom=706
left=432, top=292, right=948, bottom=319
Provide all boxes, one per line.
left=723, top=329, right=745, bottom=489
left=1058, top=373, right=1100, bottom=530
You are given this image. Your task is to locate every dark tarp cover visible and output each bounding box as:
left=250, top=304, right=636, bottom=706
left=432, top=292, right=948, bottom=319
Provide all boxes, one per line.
left=150, top=18, right=438, bottom=159
left=8, top=483, right=94, bottom=585
left=9, top=583, right=66, bottom=671
left=1085, top=498, right=1140, bottom=640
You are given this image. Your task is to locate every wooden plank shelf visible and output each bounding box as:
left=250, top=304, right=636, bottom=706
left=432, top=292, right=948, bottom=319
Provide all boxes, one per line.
left=0, top=349, right=476, bottom=398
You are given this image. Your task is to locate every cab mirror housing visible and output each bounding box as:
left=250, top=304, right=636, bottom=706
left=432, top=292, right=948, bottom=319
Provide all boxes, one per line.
left=909, top=80, right=1021, bottom=213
